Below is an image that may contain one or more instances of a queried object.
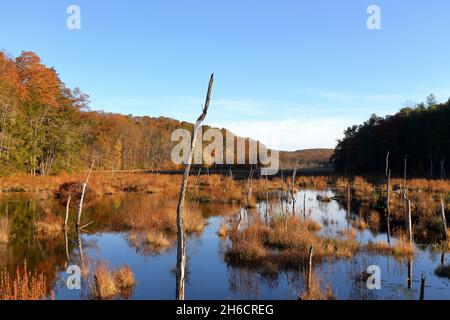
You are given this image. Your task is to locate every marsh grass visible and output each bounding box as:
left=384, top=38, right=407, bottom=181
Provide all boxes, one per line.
left=365, top=234, right=415, bottom=258
left=93, top=262, right=117, bottom=299
left=226, top=215, right=359, bottom=268
left=34, top=211, right=63, bottom=237
left=146, top=232, right=170, bottom=247
left=217, top=223, right=229, bottom=238
left=0, top=260, right=48, bottom=300
left=0, top=218, right=11, bottom=244
left=300, top=272, right=335, bottom=300
left=93, top=262, right=136, bottom=300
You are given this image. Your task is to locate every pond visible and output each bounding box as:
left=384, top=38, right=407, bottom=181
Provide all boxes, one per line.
left=0, top=190, right=449, bottom=300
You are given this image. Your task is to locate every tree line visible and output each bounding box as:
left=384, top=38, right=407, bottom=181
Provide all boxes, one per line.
left=332, top=95, right=450, bottom=177
left=0, top=50, right=266, bottom=176
left=0, top=50, right=204, bottom=175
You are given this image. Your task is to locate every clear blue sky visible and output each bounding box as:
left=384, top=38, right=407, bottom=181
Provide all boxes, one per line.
left=1, top=0, right=450, bottom=150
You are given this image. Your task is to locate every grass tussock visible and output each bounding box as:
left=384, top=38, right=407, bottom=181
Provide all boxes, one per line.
left=93, top=262, right=135, bottom=300
left=146, top=232, right=170, bottom=247
left=300, top=273, right=335, bottom=300
left=217, top=224, right=229, bottom=238
left=0, top=260, right=48, bottom=300
left=108, top=195, right=206, bottom=235
left=34, top=211, right=63, bottom=237
left=113, top=266, right=135, bottom=289
left=0, top=218, right=11, bottom=244
left=351, top=219, right=367, bottom=231
left=365, top=236, right=415, bottom=258
left=226, top=215, right=359, bottom=268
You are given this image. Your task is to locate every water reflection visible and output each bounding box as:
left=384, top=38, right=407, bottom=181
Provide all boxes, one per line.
left=0, top=190, right=450, bottom=300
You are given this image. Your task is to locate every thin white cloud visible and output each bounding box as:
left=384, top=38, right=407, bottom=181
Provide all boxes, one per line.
left=210, top=118, right=354, bottom=151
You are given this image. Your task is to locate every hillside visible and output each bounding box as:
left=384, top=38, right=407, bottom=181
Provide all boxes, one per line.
left=2, top=50, right=326, bottom=175
left=279, top=149, right=334, bottom=169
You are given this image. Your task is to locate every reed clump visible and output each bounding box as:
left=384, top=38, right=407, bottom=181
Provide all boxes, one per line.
left=93, top=263, right=117, bottom=299
left=217, top=224, right=229, bottom=238
left=226, top=215, right=360, bottom=268
left=93, top=262, right=136, bottom=300
left=353, top=177, right=375, bottom=201
left=113, top=266, right=135, bottom=290
left=365, top=236, right=414, bottom=258
left=108, top=195, right=205, bottom=235
left=351, top=219, right=367, bottom=231
left=0, top=260, right=48, bottom=300
left=146, top=232, right=170, bottom=247
left=300, top=273, right=335, bottom=300
left=34, top=211, right=63, bottom=237
left=0, top=218, right=11, bottom=244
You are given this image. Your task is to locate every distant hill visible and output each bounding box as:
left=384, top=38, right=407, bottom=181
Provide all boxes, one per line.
left=278, top=149, right=334, bottom=169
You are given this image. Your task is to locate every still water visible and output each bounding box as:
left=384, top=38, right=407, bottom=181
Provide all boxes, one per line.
left=1, top=190, right=449, bottom=300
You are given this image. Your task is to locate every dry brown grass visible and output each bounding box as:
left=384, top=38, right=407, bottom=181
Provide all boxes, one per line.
left=226, top=215, right=359, bottom=267
left=351, top=219, right=367, bottom=231
left=93, top=262, right=136, bottom=300
left=365, top=235, right=414, bottom=258
left=108, top=195, right=205, bottom=235
left=34, top=211, right=63, bottom=237
left=217, top=224, right=229, bottom=238
left=0, top=218, right=11, bottom=244
left=113, top=265, right=135, bottom=289
left=93, top=262, right=117, bottom=299
left=300, top=273, right=335, bottom=300
left=353, top=176, right=374, bottom=200
left=295, top=176, right=329, bottom=190
left=0, top=260, right=48, bottom=300
left=146, top=232, right=170, bottom=247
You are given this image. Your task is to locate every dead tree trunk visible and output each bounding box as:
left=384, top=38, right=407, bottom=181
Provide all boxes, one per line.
left=406, top=198, right=412, bottom=244
left=385, top=152, right=391, bottom=244
left=176, top=74, right=214, bottom=301
left=265, top=174, right=269, bottom=224
left=402, top=155, right=412, bottom=244
left=291, top=159, right=300, bottom=216
left=245, top=167, right=254, bottom=209
left=420, top=273, right=426, bottom=301
left=407, top=258, right=413, bottom=289
left=306, top=246, right=313, bottom=293
left=64, top=193, right=71, bottom=230
left=76, top=156, right=96, bottom=230
left=441, top=195, right=447, bottom=241
left=385, top=152, right=391, bottom=216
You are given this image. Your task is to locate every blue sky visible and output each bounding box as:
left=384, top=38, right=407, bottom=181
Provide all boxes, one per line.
left=1, top=0, right=450, bottom=150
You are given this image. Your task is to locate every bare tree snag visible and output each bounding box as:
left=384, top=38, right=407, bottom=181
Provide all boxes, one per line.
left=441, top=195, right=447, bottom=241
left=64, top=193, right=71, bottom=230
left=306, top=246, right=313, bottom=293
left=420, top=273, right=426, bottom=301
left=76, top=155, right=96, bottom=230
left=303, top=192, right=306, bottom=220
left=176, top=74, right=214, bottom=301
left=385, top=151, right=391, bottom=243
left=406, top=198, right=412, bottom=244
left=407, top=258, right=413, bottom=289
